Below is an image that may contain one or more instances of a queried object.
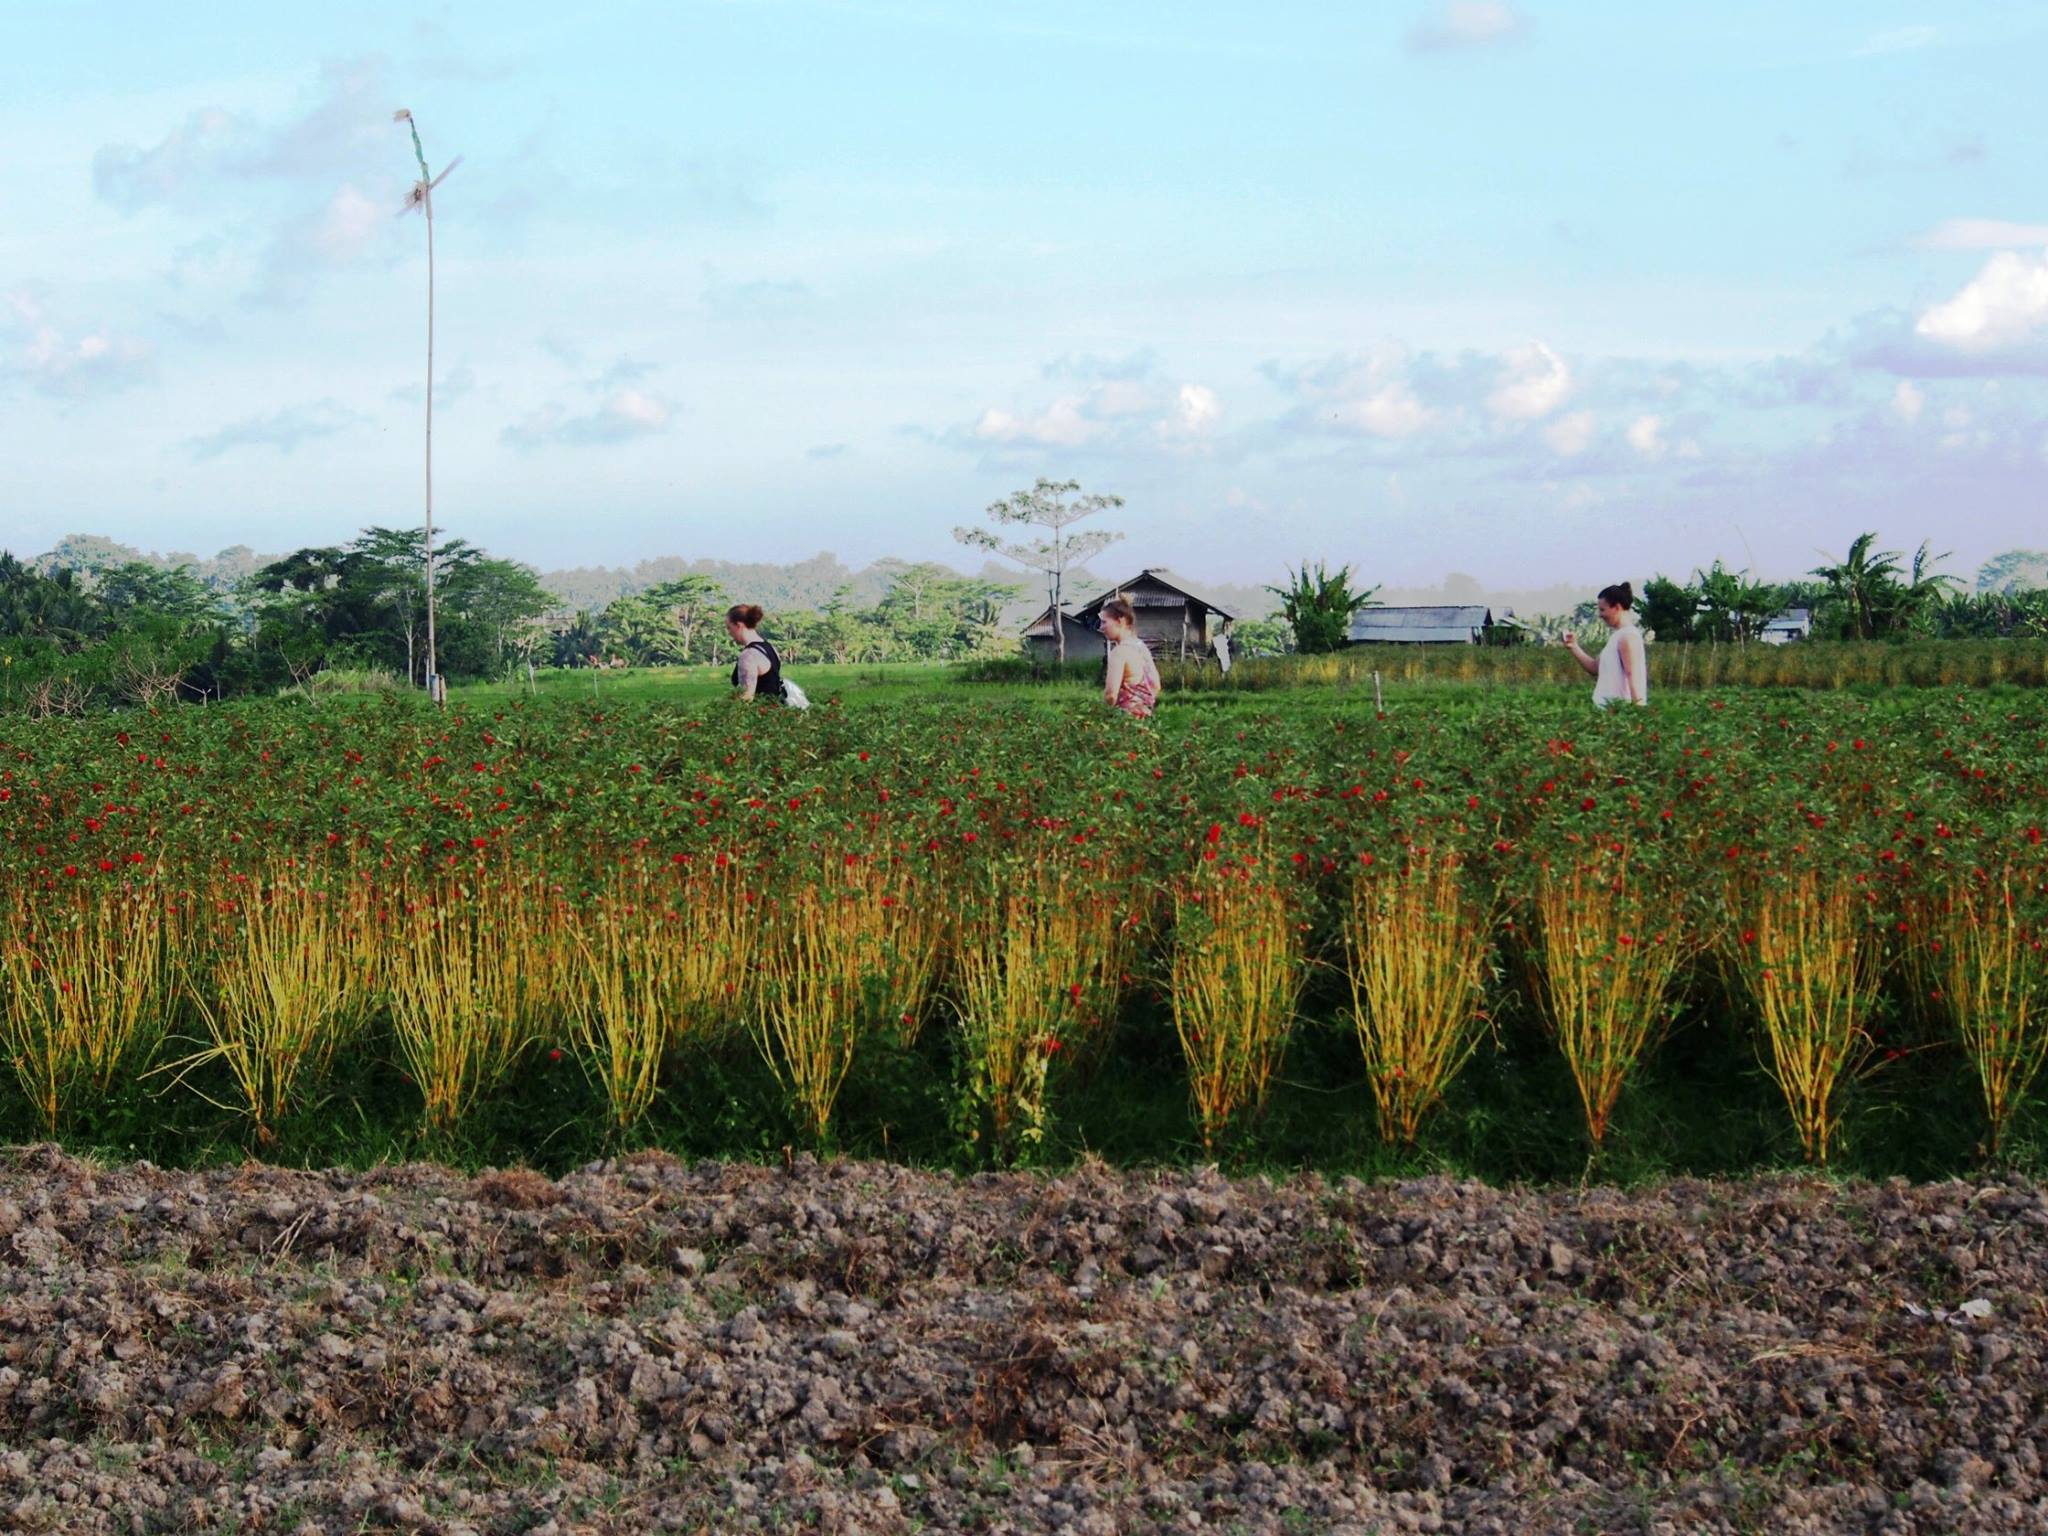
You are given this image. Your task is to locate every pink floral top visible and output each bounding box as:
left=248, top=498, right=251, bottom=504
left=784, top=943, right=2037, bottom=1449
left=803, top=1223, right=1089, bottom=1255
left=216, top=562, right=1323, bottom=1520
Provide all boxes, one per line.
left=1110, top=640, right=1161, bottom=718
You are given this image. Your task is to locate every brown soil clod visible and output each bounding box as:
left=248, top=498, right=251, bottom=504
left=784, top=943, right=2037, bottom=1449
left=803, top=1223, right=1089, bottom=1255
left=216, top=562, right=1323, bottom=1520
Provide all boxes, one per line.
left=0, top=1154, right=2040, bottom=1533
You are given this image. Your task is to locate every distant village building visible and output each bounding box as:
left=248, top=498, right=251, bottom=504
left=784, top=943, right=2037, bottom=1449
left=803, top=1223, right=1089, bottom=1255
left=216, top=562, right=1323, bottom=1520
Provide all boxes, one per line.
left=1760, top=607, right=1813, bottom=645
left=1347, top=604, right=1494, bottom=645
left=1020, top=606, right=1104, bottom=660
left=1021, top=568, right=1237, bottom=661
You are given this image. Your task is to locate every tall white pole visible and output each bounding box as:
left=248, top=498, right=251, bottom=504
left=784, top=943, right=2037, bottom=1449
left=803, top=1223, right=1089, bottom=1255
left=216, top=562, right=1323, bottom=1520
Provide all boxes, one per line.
left=398, top=110, right=443, bottom=705
left=423, top=177, right=439, bottom=702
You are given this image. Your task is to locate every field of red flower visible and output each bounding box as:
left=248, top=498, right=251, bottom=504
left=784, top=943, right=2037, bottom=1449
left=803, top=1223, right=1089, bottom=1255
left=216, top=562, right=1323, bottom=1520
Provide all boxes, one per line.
left=1, top=686, right=2044, bottom=1176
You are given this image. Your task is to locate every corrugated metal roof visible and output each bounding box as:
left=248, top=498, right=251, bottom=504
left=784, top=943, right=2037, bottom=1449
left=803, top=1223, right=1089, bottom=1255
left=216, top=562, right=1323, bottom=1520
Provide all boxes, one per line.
left=1021, top=606, right=1101, bottom=639
left=1348, top=605, right=1491, bottom=643
left=1077, top=568, right=1237, bottom=622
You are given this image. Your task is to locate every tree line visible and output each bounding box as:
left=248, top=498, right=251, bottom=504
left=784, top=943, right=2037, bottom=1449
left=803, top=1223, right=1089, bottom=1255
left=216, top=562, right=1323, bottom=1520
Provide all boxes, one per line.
left=0, top=530, right=1035, bottom=714
left=1637, top=535, right=2048, bottom=644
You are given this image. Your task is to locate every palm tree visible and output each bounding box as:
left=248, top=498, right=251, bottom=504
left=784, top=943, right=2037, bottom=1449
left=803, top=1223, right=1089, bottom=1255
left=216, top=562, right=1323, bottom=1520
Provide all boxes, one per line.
left=1811, top=533, right=1905, bottom=641
left=1690, top=560, right=1780, bottom=644
left=1266, top=561, right=1378, bottom=654
left=1884, top=542, right=1959, bottom=635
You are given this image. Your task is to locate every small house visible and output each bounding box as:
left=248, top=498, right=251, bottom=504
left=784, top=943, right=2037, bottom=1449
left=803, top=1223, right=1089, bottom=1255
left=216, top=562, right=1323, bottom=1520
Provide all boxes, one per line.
left=1074, top=568, right=1237, bottom=659
left=1347, top=605, right=1493, bottom=645
left=1760, top=608, right=1812, bottom=645
left=1021, top=606, right=1105, bottom=662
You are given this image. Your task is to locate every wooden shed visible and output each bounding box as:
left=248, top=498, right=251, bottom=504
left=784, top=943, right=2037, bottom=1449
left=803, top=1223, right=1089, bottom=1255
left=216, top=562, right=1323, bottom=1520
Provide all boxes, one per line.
left=1073, top=568, right=1237, bottom=660
left=1021, top=606, right=1106, bottom=662
left=1347, top=605, right=1494, bottom=645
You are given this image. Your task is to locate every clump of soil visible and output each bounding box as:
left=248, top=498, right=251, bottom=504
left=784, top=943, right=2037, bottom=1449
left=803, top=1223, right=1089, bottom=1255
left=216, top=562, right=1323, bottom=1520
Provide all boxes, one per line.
left=0, top=1143, right=2041, bottom=1533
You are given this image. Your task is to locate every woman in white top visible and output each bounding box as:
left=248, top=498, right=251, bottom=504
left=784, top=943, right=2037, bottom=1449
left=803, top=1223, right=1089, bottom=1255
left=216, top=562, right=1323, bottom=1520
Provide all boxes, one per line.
left=1562, top=582, right=1648, bottom=708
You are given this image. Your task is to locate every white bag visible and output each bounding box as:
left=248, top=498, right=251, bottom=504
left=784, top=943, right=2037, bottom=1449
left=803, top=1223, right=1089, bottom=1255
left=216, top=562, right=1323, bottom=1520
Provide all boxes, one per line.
left=781, top=678, right=811, bottom=711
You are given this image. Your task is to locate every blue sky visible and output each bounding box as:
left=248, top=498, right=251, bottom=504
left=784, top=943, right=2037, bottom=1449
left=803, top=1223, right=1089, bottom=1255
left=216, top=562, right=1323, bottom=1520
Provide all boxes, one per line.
left=4, top=0, right=2046, bottom=592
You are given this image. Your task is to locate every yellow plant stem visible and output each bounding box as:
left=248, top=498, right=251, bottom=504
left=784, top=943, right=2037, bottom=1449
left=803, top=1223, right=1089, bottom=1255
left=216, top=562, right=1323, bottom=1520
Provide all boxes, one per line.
left=0, top=885, right=169, bottom=1133
left=179, top=871, right=365, bottom=1139
left=386, top=871, right=536, bottom=1133
left=1531, top=855, right=1686, bottom=1147
left=1935, top=865, right=2047, bottom=1156
left=953, top=862, right=1126, bottom=1157
left=1172, top=863, right=1303, bottom=1151
left=1733, top=870, right=1877, bottom=1165
left=1347, top=857, right=1490, bottom=1146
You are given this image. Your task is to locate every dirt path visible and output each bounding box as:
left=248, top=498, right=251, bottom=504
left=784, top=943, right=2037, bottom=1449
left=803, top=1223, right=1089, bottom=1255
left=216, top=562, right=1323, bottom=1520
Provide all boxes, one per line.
left=0, top=1145, right=2041, bottom=1534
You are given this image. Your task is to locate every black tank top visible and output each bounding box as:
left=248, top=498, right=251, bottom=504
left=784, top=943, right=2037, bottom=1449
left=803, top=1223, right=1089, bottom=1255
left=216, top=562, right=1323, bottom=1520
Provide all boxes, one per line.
left=732, top=639, right=786, bottom=699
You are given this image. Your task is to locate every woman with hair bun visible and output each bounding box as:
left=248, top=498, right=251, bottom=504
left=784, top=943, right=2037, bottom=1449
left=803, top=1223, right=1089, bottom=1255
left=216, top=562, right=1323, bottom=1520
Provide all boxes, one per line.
left=1099, top=597, right=1162, bottom=719
left=726, top=603, right=787, bottom=703
left=1561, top=581, right=1648, bottom=708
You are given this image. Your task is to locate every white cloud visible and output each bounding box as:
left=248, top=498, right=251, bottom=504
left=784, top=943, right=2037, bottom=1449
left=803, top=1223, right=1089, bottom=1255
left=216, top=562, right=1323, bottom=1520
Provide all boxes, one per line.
left=1855, top=25, right=1936, bottom=56
left=1544, top=409, right=1595, bottom=456
left=1916, top=248, right=2048, bottom=353
left=92, top=107, right=245, bottom=213
left=973, top=397, right=1099, bottom=448
left=185, top=398, right=363, bottom=458
left=250, top=182, right=398, bottom=305
left=504, top=386, right=676, bottom=448
left=95, top=58, right=415, bottom=309
left=1915, top=218, right=2048, bottom=251
left=1336, top=381, right=1434, bottom=438
left=1626, top=414, right=1665, bottom=457
left=1174, top=383, right=1222, bottom=434
left=1091, top=379, right=1156, bottom=418
left=1277, top=346, right=1438, bottom=439
left=1408, top=1, right=1529, bottom=52
left=1488, top=341, right=1570, bottom=421
left=2, top=291, right=156, bottom=398
left=1893, top=379, right=1924, bottom=421
left=965, top=363, right=1219, bottom=452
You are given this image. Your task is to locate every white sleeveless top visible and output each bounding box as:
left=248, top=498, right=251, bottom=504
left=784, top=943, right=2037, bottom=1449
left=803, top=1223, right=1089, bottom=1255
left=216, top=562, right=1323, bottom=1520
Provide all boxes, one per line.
left=1593, top=621, right=1647, bottom=706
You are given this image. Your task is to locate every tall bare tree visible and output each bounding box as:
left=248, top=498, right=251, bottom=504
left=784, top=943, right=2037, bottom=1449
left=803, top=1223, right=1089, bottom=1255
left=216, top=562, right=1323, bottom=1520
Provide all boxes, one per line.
left=955, top=478, right=1123, bottom=662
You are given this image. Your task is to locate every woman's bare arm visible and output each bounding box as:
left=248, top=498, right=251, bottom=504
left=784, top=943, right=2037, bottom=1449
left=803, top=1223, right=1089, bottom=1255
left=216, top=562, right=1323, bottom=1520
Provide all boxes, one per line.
left=1621, top=630, right=1646, bottom=702
left=1563, top=634, right=1599, bottom=678
left=1103, top=646, right=1127, bottom=705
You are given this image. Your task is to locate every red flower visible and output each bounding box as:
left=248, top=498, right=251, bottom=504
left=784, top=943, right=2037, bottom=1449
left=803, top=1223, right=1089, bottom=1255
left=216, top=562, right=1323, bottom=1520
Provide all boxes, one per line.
left=1580, top=797, right=1596, bottom=811
left=1206, top=823, right=1223, bottom=844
